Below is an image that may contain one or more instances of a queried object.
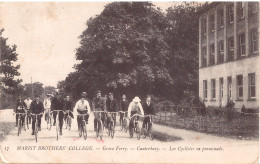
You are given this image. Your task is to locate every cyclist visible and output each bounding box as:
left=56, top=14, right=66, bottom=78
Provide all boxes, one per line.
left=15, top=96, right=27, bottom=127
left=142, top=95, right=155, bottom=128
left=105, top=92, right=118, bottom=128
left=43, top=94, right=52, bottom=121
left=24, top=96, right=32, bottom=124
left=127, top=96, right=144, bottom=131
left=63, top=95, right=74, bottom=120
left=30, top=95, right=44, bottom=135
left=51, top=92, right=64, bottom=135
left=119, top=94, right=129, bottom=119
left=92, top=90, right=106, bottom=132
left=73, top=92, right=91, bottom=131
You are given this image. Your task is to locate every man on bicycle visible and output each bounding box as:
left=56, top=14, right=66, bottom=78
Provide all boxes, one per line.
left=63, top=95, right=74, bottom=120
left=74, top=92, right=90, bottom=131
left=127, top=96, right=144, bottom=131
left=43, top=94, right=52, bottom=121
left=15, top=96, right=27, bottom=127
left=92, top=90, right=106, bottom=132
left=105, top=92, right=118, bottom=128
left=51, top=92, right=64, bottom=135
left=24, top=96, right=32, bottom=124
left=30, top=95, right=44, bottom=135
left=119, top=94, right=129, bottom=120
left=142, top=95, right=155, bottom=128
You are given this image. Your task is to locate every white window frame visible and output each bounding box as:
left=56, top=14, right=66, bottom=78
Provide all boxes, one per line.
left=239, top=33, right=246, bottom=57
left=249, top=73, right=256, bottom=99
left=202, top=47, right=207, bottom=67
left=202, top=18, right=207, bottom=36
left=219, top=9, right=224, bottom=28
left=220, top=78, right=224, bottom=100
left=211, top=79, right=216, bottom=99
left=210, top=44, right=215, bottom=65
left=210, top=14, right=215, bottom=32
left=229, top=5, right=234, bottom=23
left=203, top=80, right=208, bottom=99
left=252, top=29, right=258, bottom=53
left=228, top=77, right=232, bottom=100
left=252, top=3, right=258, bottom=13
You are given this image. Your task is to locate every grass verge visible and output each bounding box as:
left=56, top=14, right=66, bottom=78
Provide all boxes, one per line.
left=0, top=122, right=15, bottom=142
left=152, top=131, right=182, bottom=142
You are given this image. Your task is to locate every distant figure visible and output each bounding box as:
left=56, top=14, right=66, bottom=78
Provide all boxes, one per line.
left=15, top=96, right=27, bottom=127
left=63, top=95, right=74, bottom=120
left=106, top=92, right=118, bottom=128
left=119, top=94, right=129, bottom=118
left=142, top=95, right=155, bottom=128
left=43, top=94, right=52, bottom=121
left=30, top=95, right=44, bottom=135
left=24, top=96, right=32, bottom=124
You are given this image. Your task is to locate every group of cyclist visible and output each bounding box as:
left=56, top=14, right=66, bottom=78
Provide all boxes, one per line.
left=14, top=90, right=156, bottom=137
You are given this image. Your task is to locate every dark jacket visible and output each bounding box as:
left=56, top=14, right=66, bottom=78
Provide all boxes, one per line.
left=142, top=102, right=155, bottom=115
left=30, top=100, right=44, bottom=114
left=51, top=97, right=64, bottom=111
left=106, top=98, right=117, bottom=112
left=119, top=100, right=129, bottom=112
left=16, top=100, right=27, bottom=113
left=63, top=100, right=73, bottom=112
left=92, top=97, right=106, bottom=111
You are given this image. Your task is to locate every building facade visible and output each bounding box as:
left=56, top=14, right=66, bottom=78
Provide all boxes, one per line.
left=199, top=2, right=259, bottom=108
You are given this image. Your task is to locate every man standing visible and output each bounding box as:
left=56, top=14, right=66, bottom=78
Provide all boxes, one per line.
left=106, top=92, right=118, bottom=127
left=74, top=92, right=91, bottom=131
left=30, top=95, right=44, bottom=135
left=43, top=94, right=52, bottom=121
left=24, top=96, right=32, bottom=124
left=142, top=95, right=155, bottom=128
left=92, top=90, right=106, bottom=131
left=51, top=92, right=64, bottom=135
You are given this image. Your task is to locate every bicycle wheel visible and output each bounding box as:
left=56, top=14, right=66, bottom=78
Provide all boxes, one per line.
left=123, top=118, right=128, bottom=133
left=47, top=114, right=50, bottom=129
left=35, top=121, right=38, bottom=142
left=26, top=115, right=29, bottom=129
left=83, top=121, right=87, bottom=140
left=56, top=122, right=59, bottom=140
left=136, top=122, right=140, bottom=140
left=17, top=118, right=21, bottom=136
left=68, top=117, right=71, bottom=130
left=110, top=121, right=115, bottom=139
left=49, top=116, right=52, bottom=130
left=148, top=123, right=153, bottom=140
left=120, top=118, right=123, bottom=131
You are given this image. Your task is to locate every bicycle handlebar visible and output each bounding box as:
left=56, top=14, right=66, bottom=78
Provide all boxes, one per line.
left=118, top=111, right=127, bottom=113
left=93, top=111, right=105, bottom=113
left=77, top=113, right=88, bottom=116
left=31, top=113, right=43, bottom=116
left=50, top=110, right=65, bottom=114
left=130, top=113, right=144, bottom=119
left=144, top=114, right=156, bottom=118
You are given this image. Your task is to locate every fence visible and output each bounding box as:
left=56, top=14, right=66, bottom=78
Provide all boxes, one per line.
left=153, top=105, right=259, bottom=139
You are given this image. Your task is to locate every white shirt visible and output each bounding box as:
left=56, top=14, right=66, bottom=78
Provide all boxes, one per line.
left=24, top=99, right=32, bottom=109
left=128, top=101, right=144, bottom=117
left=43, top=98, right=51, bottom=109
left=73, top=99, right=91, bottom=114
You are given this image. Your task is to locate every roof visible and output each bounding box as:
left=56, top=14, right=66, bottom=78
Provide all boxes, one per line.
left=197, top=2, right=222, bottom=15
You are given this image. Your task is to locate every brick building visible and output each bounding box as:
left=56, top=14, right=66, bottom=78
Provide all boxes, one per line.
left=198, top=2, right=259, bottom=108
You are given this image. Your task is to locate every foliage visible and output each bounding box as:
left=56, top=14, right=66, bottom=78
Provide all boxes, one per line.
left=226, top=100, right=235, bottom=108
left=0, top=29, right=22, bottom=94
left=23, top=82, right=44, bottom=98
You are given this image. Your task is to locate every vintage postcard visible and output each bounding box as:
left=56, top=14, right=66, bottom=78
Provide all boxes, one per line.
left=0, top=1, right=259, bottom=163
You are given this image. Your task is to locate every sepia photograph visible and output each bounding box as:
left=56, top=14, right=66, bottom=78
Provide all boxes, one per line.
left=0, top=1, right=259, bottom=163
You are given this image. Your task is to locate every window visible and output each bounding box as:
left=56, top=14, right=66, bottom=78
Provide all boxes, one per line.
left=202, top=18, right=207, bottom=35
left=219, top=9, right=224, bottom=28
left=228, top=4, right=234, bottom=23
left=202, top=47, right=207, bottom=67
left=237, top=75, right=243, bottom=99
left=210, top=14, right=215, bottom=32
left=251, top=28, right=258, bottom=53
left=249, top=2, right=258, bottom=15
left=220, top=78, right=224, bottom=100
left=218, top=40, right=224, bottom=63
left=228, top=37, right=234, bottom=61
left=238, top=2, right=245, bottom=19
left=227, top=77, right=232, bottom=100
left=248, top=73, right=256, bottom=99
left=203, top=80, right=208, bottom=99
left=239, top=33, right=246, bottom=57
left=211, top=79, right=216, bottom=99
left=210, top=44, right=215, bottom=65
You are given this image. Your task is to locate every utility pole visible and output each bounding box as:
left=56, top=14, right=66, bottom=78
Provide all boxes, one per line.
left=31, top=77, right=33, bottom=99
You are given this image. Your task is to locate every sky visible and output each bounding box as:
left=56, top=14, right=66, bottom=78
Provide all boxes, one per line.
left=0, top=2, right=175, bottom=87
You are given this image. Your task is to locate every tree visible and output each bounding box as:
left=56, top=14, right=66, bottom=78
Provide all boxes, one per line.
left=23, top=82, right=44, bottom=98
left=0, top=29, right=22, bottom=94
left=74, top=2, right=172, bottom=99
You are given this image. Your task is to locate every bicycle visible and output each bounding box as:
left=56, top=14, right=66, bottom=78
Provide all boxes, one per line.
left=119, top=111, right=128, bottom=132
left=77, top=113, right=88, bottom=140
left=93, top=111, right=105, bottom=140
left=51, top=110, right=64, bottom=140
left=141, top=115, right=156, bottom=140
left=15, top=113, right=26, bottom=136
left=106, top=112, right=117, bottom=139
left=45, top=109, right=52, bottom=130
left=65, top=110, right=73, bottom=130
left=129, top=113, right=143, bottom=140
left=25, top=109, right=30, bottom=130
left=31, top=113, right=43, bottom=142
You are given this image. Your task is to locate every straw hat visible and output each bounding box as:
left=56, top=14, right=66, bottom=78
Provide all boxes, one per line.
left=133, top=96, right=141, bottom=102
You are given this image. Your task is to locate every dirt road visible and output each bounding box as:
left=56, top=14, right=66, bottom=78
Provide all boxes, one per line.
left=0, top=109, right=258, bottom=163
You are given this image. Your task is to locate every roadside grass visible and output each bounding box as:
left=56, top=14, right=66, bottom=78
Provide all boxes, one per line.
left=0, top=122, right=15, bottom=142
left=152, top=131, right=183, bottom=142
